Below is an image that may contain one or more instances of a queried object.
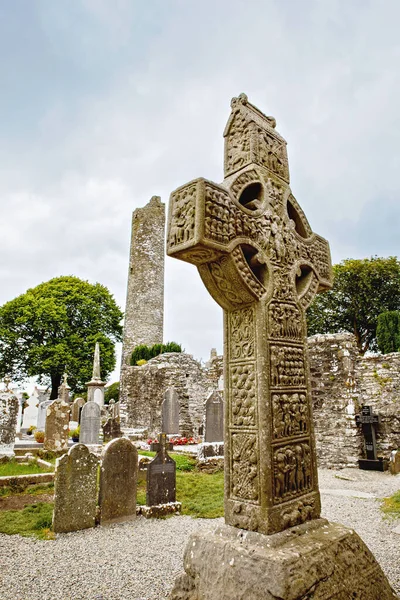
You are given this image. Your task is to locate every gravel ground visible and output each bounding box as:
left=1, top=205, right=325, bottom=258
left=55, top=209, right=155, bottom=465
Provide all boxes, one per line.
left=0, top=468, right=399, bottom=600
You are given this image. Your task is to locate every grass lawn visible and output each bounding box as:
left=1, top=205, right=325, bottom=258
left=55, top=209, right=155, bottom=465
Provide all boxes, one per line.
left=381, top=490, right=400, bottom=518
left=0, top=460, right=53, bottom=477
left=0, top=502, right=54, bottom=539
left=0, top=451, right=224, bottom=539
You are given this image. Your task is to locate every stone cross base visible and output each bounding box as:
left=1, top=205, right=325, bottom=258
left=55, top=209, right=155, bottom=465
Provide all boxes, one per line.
left=169, top=520, right=398, bottom=600
left=138, top=501, right=181, bottom=519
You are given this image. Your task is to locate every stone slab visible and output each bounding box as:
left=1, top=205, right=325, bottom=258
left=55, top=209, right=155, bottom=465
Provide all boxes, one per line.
left=161, top=388, right=180, bottom=434
left=0, top=391, right=19, bottom=458
left=99, top=437, right=138, bottom=524
left=169, top=519, right=399, bottom=600
left=204, top=390, right=224, bottom=443
left=139, top=501, right=181, bottom=518
left=79, top=401, right=101, bottom=445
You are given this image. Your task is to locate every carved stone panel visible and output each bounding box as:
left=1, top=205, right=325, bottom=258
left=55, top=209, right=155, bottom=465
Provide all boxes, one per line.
left=229, top=307, right=255, bottom=361
left=230, top=364, right=257, bottom=427
left=272, top=392, right=309, bottom=439
left=231, top=433, right=259, bottom=502
left=270, top=345, right=306, bottom=387
left=273, top=442, right=313, bottom=504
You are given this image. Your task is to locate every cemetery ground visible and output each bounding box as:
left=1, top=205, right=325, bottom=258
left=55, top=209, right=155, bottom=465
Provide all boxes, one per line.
left=0, top=456, right=399, bottom=600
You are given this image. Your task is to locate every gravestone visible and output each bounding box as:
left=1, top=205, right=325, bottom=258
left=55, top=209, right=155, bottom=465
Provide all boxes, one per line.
left=140, top=433, right=181, bottom=518
left=43, top=399, right=70, bottom=451
left=71, top=397, right=85, bottom=423
left=102, top=417, right=122, bottom=443
left=0, top=380, right=19, bottom=458
left=86, top=342, right=106, bottom=407
left=99, top=437, right=138, bottom=524
left=58, top=373, right=71, bottom=404
left=147, top=433, right=176, bottom=505
left=21, top=393, right=39, bottom=430
left=167, top=95, right=397, bottom=600
left=108, top=399, right=120, bottom=422
left=355, top=405, right=387, bottom=471
left=79, top=401, right=101, bottom=445
left=53, top=444, right=99, bottom=533
left=204, top=390, right=224, bottom=442
left=161, top=388, right=180, bottom=434
left=36, top=400, right=53, bottom=431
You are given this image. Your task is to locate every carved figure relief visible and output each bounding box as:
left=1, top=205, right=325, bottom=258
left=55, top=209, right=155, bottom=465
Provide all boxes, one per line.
left=257, top=129, right=289, bottom=181
left=231, top=433, right=259, bottom=501
left=281, top=497, right=315, bottom=529
left=273, top=442, right=312, bottom=503
left=226, top=112, right=251, bottom=174
left=272, top=393, right=308, bottom=439
left=204, top=187, right=235, bottom=244
left=229, top=307, right=255, bottom=361
left=230, top=364, right=256, bottom=427
left=268, top=302, right=302, bottom=340
left=270, top=345, right=305, bottom=387
left=169, top=184, right=197, bottom=248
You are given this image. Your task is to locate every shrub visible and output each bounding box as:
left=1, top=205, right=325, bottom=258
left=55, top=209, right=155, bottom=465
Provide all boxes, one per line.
left=34, top=430, right=45, bottom=443
left=130, top=341, right=183, bottom=365
left=69, top=426, right=80, bottom=439
left=26, top=425, right=36, bottom=436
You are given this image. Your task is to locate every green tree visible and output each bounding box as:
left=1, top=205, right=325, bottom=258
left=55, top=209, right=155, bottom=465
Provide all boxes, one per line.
left=306, top=257, right=400, bottom=354
left=0, top=276, right=123, bottom=399
left=376, top=311, right=400, bottom=354
left=104, top=382, right=119, bottom=405
left=130, top=341, right=183, bottom=365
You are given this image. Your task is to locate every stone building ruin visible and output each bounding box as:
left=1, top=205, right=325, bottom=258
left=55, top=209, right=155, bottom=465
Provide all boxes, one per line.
left=121, top=332, right=399, bottom=467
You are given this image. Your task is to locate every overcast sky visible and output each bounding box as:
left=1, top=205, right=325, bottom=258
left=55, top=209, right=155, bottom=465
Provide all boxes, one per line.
left=1, top=0, right=399, bottom=383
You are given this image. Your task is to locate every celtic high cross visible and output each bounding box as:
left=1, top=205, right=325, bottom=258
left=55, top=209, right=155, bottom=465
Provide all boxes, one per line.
left=167, top=94, right=333, bottom=534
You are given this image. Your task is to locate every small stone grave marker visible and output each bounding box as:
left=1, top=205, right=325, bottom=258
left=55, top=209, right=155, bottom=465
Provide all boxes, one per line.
left=204, top=390, right=224, bottom=442
left=80, top=401, right=101, bottom=445
left=355, top=405, right=387, bottom=471
left=161, top=388, right=180, bottom=434
left=21, top=393, right=39, bottom=430
left=102, top=417, right=122, bottom=443
left=43, top=399, right=70, bottom=451
left=53, top=444, right=99, bottom=533
left=99, top=437, right=138, bottom=524
left=71, top=397, right=85, bottom=423
left=36, top=400, right=53, bottom=431
left=139, top=433, right=181, bottom=518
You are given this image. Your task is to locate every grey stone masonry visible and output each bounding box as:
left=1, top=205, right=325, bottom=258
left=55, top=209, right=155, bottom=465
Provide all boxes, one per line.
left=120, top=196, right=165, bottom=409
left=0, top=389, right=19, bottom=458
left=121, top=352, right=221, bottom=435
left=308, top=333, right=400, bottom=468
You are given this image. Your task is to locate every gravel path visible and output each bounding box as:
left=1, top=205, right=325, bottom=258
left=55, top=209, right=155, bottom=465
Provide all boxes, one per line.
left=0, top=468, right=399, bottom=600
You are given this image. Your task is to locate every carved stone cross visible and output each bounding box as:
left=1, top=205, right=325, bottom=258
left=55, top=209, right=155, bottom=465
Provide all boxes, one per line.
left=167, top=94, right=333, bottom=535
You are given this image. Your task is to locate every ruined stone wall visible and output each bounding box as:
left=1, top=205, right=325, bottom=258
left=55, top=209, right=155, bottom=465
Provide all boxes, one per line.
left=120, top=196, right=165, bottom=408
left=121, top=352, right=223, bottom=436
left=308, top=333, right=400, bottom=468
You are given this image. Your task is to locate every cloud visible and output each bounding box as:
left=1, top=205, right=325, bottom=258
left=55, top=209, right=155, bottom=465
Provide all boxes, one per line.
left=0, top=0, right=399, bottom=381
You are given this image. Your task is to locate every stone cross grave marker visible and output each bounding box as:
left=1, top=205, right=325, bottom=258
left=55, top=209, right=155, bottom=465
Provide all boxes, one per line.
left=147, top=433, right=176, bottom=505
left=167, top=93, right=333, bottom=535
left=43, top=399, right=70, bottom=451
left=204, top=390, right=224, bottom=442
left=99, top=437, right=138, bottom=524
left=355, top=405, right=386, bottom=471
left=53, top=444, right=99, bottom=533
left=36, top=399, right=53, bottom=431
left=0, top=382, right=19, bottom=458
left=167, top=95, right=398, bottom=600
left=71, top=397, right=85, bottom=423
left=79, top=401, right=101, bottom=445
left=161, top=388, right=180, bottom=434
left=21, top=393, right=39, bottom=430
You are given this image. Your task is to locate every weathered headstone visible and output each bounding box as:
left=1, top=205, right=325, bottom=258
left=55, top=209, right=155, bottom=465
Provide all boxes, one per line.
left=102, top=417, right=122, bottom=443
left=36, top=399, right=53, bottom=431
left=21, top=393, right=39, bottom=430
left=140, top=433, right=180, bottom=518
left=71, top=397, right=85, bottom=422
left=53, top=444, right=99, bottom=533
left=99, top=437, right=138, bottom=524
left=147, top=432, right=176, bottom=505
left=355, top=405, right=387, bottom=471
left=204, top=390, right=224, bottom=442
left=79, top=401, right=101, bottom=445
left=161, top=388, right=180, bottom=434
left=58, top=373, right=71, bottom=404
left=0, top=379, right=19, bottom=458
left=167, top=95, right=397, bottom=600
left=108, top=399, right=120, bottom=422
left=43, top=399, right=70, bottom=451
